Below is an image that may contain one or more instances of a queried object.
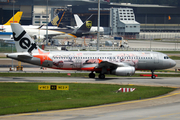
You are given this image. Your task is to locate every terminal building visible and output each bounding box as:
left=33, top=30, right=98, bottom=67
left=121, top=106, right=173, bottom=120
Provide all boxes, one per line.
left=110, top=8, right=140, bottom=36
left=1, top=0, right=180, bottom=36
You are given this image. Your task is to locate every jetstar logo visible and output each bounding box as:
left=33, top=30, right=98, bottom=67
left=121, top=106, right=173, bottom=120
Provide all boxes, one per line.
left=33, top=49, right=52, bottom=65
left=86, top=21, right=92, bottom=29
left=13, top=30, right=37, bottom=53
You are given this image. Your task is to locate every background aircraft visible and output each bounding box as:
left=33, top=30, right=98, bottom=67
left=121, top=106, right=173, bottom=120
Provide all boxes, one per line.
left=73, top=14, right=104, bottom=35
left=0, top=11, right=23, bottom=32
left=49, top=14, right=95, bottom=37
left=0, top=11, right=23, bottom=42
left=7, top=23, right=176, bottom=79
left=2, top=12, right=94, bottom=42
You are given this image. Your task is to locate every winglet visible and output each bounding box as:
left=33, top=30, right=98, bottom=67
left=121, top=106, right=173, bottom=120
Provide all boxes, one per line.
left=4, top=11, right=23, bottom=25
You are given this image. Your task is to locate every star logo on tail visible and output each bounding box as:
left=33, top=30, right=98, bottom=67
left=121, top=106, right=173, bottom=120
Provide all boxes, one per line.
left=33, top=49, right=52, bottom=65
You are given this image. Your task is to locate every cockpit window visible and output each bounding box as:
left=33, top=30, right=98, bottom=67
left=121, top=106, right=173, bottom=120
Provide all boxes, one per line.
left=164, top=56, right=169, bottom=59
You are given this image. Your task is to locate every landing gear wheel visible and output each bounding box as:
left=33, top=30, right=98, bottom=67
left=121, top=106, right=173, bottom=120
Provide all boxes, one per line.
left=151, top=70, right=156, bottom=79
left=151, top=75, right=156, bottom=79
left=89, top=73, right=95, bottom=78
left=98, top=74, right=105, bottom=79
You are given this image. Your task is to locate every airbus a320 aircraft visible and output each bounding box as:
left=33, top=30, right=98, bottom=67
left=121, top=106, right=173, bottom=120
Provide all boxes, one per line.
left=7, top=23, right=176, bottom=79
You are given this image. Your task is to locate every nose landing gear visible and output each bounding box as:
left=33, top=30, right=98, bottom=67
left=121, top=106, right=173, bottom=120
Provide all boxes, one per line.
left=151, top=70, right=156, bottom=79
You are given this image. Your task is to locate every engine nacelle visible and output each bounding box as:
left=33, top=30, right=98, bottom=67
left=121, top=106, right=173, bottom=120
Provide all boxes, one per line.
left=33, top=34, right=45, bottom=40
left=111, top=67, right=135, bottom=76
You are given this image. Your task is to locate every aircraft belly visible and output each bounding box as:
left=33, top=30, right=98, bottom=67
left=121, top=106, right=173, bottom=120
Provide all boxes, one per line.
left=137, top=60, right=147, bottom=69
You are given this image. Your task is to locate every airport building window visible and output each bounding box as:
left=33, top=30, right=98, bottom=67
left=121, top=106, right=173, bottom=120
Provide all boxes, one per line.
left=42, top=16, right=49, bottom=18
left=35, top=21, right=40, bottom=23
left=35, top=16, right=40, bottom=18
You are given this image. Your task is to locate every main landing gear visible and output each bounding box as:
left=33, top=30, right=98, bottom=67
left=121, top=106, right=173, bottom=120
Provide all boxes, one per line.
left=88, top=72, right=106, bottom=79
left=151, top=70, right=156, bottom=79
left=89, top=72, right=95, bottom=78
left=98, top=74, right=105, bottom=79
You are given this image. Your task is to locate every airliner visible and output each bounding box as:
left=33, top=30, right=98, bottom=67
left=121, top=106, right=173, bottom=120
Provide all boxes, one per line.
left=1, top=11, right=76, bottom=40
left=72, top=14, right=104, bottom=35
left=7, top=23, right=176, bottom=79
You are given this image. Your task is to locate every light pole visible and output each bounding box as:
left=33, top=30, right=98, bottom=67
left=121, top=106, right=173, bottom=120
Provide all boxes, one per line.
left=12, top=0, right=15, bottom=70
left=12, top=0, right=15, bottom=23
left=46, top=0, right=48, bottom=45
left=97, top=0, right=100, bottom=51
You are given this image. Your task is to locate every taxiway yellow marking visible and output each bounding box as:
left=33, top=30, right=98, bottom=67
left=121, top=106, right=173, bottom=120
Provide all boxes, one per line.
left=138, top=116, right=157, bottom=120
left=138, top=112, right=180, bottom=120
left=1, top=92, right=180, bottom=119
left=161, top=112, right=180, bottom=117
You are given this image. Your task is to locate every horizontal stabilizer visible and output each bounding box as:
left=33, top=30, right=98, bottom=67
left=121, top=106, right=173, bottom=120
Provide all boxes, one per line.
left=18, top=54, right=32, bottom=59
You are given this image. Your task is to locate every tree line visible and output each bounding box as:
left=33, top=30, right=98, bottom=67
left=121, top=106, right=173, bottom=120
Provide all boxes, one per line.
left=110, top=0, right=180, bottom=6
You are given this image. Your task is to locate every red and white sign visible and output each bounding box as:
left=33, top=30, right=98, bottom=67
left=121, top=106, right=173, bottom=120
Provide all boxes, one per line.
left=117, top=88, right=136, bottom=92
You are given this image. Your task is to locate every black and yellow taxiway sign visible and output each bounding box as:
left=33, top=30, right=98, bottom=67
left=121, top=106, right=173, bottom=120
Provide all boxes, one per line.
left=38, top=85, right=69, bottom=90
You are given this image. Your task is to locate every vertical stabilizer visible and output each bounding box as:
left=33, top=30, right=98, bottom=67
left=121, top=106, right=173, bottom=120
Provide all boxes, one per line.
left=74, top=14, right=83, bottom=27
left=4, top=11, right=23, bottom=25
left=47, top=11, right=65, bottom=27
left=11, top=23, right=40, bottom=53
left=72, top=14, right=94, bottom=36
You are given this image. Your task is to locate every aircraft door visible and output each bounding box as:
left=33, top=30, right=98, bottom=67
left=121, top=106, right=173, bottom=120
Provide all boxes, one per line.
left=153, top=53, right=159, bottom=63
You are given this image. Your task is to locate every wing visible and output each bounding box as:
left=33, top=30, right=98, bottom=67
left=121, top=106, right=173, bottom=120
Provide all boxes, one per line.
left=96, top=59, right=135, bottom=76
left=81, top=59, right=131, bottom=71
left=96, top=59, right=130, bottom=69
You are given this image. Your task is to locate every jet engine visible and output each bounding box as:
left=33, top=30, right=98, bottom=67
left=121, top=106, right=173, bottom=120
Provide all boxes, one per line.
left=111, top=66, right=135, bottom=76
left=32, top=34, right=45, bottom=40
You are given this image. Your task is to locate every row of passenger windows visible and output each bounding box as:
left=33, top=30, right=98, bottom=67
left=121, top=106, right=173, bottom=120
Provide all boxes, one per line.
left=53, top=56, right=153, bottom=60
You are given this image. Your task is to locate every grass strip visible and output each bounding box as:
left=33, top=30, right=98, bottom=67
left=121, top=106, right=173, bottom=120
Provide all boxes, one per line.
left=0, top=83, right=175, bottom=115
left=0, top=73, right=180, bottom=77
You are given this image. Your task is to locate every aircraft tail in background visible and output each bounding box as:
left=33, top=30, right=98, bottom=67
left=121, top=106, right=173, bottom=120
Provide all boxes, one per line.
left=11, top=23, right=40, bottom=53
left=3, top=11, right=23, bottom=25
left=72, top=14, right=94, bottom=36
left=47, top=11, right=65, bottom=27
left=74, top=14, right=83, bottom=27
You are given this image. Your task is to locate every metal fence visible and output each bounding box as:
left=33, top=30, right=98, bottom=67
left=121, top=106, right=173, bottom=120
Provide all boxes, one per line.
left=45, top=46, right=180, bottom=51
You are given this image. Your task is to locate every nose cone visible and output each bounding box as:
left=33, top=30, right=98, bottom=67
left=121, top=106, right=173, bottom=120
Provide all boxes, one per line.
left=163, top=59, right=176, bottom=69
left=171, top=60, right=176, bottom=67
